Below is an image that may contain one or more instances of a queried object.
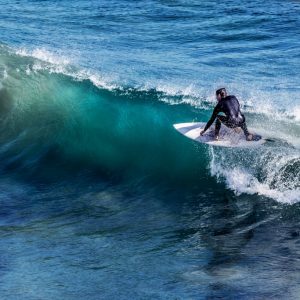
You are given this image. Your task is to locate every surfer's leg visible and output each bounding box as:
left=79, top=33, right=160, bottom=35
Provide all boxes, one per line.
left=240, top=122, right=253, bottom=141
left=215, top=116, right=228, bottom=139
left=240, top=122, right=249, bottom=136
left=215, top=118, right=221, bottom=137
left=235, top=115, right=252, bottom=141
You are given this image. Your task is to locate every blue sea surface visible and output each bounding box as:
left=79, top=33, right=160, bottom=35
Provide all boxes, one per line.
left=0, top=0, right=299, bottom=299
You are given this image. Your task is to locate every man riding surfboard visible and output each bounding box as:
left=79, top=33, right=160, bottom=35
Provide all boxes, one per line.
left=200, top=88, right=253, bottom=141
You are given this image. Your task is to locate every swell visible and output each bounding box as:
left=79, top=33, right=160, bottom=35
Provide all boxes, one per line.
left=0, top=45, right=299, bottom=202
left=0, top=45, right=209, bottom=185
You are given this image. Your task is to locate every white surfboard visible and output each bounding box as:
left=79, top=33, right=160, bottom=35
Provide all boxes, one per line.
left=173, top=122, right=266, bottom=148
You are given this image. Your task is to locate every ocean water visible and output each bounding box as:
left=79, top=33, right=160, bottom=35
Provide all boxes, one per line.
left=0, top=0, right=299, bottom=298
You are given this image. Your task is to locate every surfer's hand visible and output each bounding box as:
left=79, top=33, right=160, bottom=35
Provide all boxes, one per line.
left=200, top=130, right=205, bottom=136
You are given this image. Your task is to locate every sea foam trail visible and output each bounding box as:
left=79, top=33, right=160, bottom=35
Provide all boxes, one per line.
left=209, top=147, right=300, bottom=204
left=0, top=45, right=299, bottom=203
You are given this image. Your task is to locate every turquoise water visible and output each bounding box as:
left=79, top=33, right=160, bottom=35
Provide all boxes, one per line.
left=0, top=0, right=299, bottom=299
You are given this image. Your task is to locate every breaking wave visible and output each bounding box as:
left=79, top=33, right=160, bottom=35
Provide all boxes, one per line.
left=0, top=44, right=299, bottom=203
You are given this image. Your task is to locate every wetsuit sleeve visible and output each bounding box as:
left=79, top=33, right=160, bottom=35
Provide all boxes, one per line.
left=203, top=105, right=220, bottom=132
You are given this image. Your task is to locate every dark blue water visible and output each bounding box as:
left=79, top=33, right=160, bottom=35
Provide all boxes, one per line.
left=0, top=0, right=299, bottom=298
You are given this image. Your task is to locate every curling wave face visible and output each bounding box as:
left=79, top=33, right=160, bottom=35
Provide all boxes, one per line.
left=0, top=45, right=299, bottom=203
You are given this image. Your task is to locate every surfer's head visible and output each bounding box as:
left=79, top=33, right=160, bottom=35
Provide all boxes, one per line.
left=216, top=88, right=227, bottom=101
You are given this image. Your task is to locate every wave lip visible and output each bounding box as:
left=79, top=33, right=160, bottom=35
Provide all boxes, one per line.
left=15, top=47, right=119, bottom=91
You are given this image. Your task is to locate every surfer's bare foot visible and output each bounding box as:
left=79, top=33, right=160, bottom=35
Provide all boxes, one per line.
left=214, top=135, right=219, bottom=141
left=246, top=134, right=253, bottom=141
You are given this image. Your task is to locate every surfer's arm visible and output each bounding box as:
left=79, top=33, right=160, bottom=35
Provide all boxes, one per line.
left=201, top=106, right=219, bottom=134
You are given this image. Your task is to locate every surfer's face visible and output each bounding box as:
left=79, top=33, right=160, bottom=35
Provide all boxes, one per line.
left=216, top=94, right=222, bottom=101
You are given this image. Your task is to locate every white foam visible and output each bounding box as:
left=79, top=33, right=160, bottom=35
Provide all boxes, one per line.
left=73, top=69, right=118, bottom=90
left=144, top=82, right=300, bottom=127
left=0, top=68, right=7, bottom=81
left=209, top=148, right=300, bottom=204
left=3, top=68, right=8, bottom=79
left=16, top=47, right=70, bottom=66
left=293, top=106, right=300, bottom=122
left=16, top=47, right=118, bottom=91
left=25, top=65, right=31, bottom=75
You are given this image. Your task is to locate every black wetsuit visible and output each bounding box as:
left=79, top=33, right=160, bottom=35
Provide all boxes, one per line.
left=203, top=95, right=249, bottom=137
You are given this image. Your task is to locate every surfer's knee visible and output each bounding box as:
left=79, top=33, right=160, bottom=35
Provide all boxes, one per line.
left=246, top=134, right=253, bottom=141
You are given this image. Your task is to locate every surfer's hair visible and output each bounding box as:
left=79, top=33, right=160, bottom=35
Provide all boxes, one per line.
left=216, top=88, right=227, bottom=98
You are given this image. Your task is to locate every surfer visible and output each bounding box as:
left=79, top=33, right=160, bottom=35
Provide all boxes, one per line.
left=200, top=88, right=253, bottom=141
